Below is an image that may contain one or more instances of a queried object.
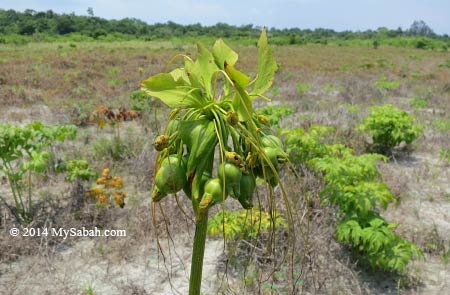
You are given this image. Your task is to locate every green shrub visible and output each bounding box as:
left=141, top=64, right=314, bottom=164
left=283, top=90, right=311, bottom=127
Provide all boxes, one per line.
left=0, top=122, right=77, bottom=224
left=439, top=147, right=450, bottom=163
left=357, top=104, right=423, bottom=155
left=295, top=82, right=311, bottom=96
left=375, top=76, right=400, bottom=92
left=256, top=105, right=293, bottom=127
left=409, top=97, right=428, bottom=110
left=310, top=149, right=423, bottom=273
left=433, top=118, right=450, bottom=132
left=57, top=159, right=97, bottom=182
left=438, top=59, right=450, bottom=68
left=283, top=125, right=334, bottom=165
left=130, top=89, right=153, bottom=111
left=208, top=209, right=287, bottom=241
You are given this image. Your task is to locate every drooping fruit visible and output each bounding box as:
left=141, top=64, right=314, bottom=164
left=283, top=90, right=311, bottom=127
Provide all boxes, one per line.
left=152, top=155, right=187, bottom=201
left=217, top=161, right=242, bottom=197
left=199, top=178, right=225, bottom=211
left=237, top=173, right=256, bottom=209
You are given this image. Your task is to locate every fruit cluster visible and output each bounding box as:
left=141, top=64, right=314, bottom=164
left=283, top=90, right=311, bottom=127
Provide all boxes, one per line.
left=152, top=110, right=286, bottom=213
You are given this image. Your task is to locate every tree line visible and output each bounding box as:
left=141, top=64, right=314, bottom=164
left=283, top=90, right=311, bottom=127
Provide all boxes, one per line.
left=0, top=9, right=448, bottom=46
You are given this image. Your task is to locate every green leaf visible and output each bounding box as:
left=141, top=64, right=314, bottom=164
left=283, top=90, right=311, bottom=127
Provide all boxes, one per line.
left=212, top=39, right=238, bottom=70
left=225, top=62, right=250, bottom=88
left=141, top=73, right=201, bottom=108
left=252, top=27, right=278, bottom=96
left=195, top=42, right=220, bottom=97
left=225, top=63, right=254, bottom=124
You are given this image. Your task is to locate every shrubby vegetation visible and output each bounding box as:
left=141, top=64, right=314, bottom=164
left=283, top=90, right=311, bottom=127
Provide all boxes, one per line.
left=283, top=125, right=423, bottom=273
left=357, top=105, right=423, bottom=155
left=0, top=122, right=77, bottom=224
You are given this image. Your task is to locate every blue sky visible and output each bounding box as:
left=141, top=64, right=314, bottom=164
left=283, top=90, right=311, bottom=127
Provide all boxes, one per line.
left=1, top=0, right=449, bottom=34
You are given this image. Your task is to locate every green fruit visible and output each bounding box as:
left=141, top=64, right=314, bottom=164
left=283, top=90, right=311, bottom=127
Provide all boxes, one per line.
left=254, top=147, right=280, bottom=188
left=153, top=155, right=187, bottom=201
left=263, top=147, right=279, bottom=170
left=217, top=162, right=242, bottom=196
left=261, top=135, right=283, bottom=149
left=199, top=178, right=225, bottom=210
left=238, top=173, right=256, bottom=209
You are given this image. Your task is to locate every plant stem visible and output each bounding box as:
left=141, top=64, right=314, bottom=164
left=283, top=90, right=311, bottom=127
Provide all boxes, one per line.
left=189, top=210, right=209, bottom=295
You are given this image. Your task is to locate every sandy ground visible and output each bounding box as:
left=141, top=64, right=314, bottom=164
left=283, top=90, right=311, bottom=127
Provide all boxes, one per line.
left=382, top=152, right=450, bottom=294
left=0, top=234, right=224, bottom=295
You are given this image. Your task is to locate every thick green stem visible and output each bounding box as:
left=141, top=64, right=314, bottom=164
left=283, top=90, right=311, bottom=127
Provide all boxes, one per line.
left=189, top=210, right=209, bottom=295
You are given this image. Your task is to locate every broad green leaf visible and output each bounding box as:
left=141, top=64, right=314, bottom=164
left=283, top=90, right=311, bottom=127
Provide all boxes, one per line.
left=195, top=42, right=220, bottom=97
left=184, top=58, right=202, bottom=89
left=252, top=28, right=278, bottom=96
left=141, top=73, right=201, bottom=108
left=142, top=72, right=185, bottom=91
left=225, top=62, right=250, bottom=88
left=212, top=39, right=238, bottom=70
left=170, top=68, right=190, bottom=84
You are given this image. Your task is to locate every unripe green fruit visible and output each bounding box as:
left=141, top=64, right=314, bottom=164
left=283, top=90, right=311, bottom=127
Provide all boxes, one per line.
left=261, top=135, right=283, bottom=149
left=153, top=155, right=187, bottom=201
left=238, top=173, right=256, bottom=209
left=199, top=178, right=225, bottom=210
left=217, top=162, right=242, bottom=196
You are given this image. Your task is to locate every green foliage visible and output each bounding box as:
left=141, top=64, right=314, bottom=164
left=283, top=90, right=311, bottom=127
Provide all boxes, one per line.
left=130, top=89, right=152, bottom=111
left=57, top=159, right=97, bottom=182
left=337, top=214, right=422, bottom=272
left=409, top=97, right=428, bottom=110
left=0, top=9, right=449, bottom=49
left=374, top=76, right=400, bottom=92
left=208, top=209, right=287, bottom=241
left=0, top=122, right=77, bottom=224
left=439, top=147, right=450, bottom=163
left=282, top=124, right=422, bottom=273
left=345, top=104, right=360, bottom=114
left=283, top=125, right=335, bottom=165
left=357, top=104, right=423, bottom=155
left=433, top=118, right=450, bottom=132
left=309, top=148, right=423, bottom=273
left=295, top=82, right=311, bottom=96
left=438, top=59, right=450, bottom=68
left=255, top=105, right=293, bottom=127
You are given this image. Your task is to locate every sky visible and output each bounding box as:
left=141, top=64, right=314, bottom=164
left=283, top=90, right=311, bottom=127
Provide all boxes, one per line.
left=1, top=0, right=449, bottom=35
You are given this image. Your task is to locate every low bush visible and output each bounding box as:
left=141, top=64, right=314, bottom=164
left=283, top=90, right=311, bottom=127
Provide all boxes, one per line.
left=357, top=104, right=423, bottom=155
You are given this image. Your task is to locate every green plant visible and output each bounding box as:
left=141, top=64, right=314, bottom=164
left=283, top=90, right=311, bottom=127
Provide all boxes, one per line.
left=256, top=105, right=293, bottom=127
left=143, top=29, right=287, bottom=295
left=345, top=104, right=360, bottom=114
left=130, top=89, right=153, bottom=111
left=439, top=147, right=450, bottom=163
left=433, top=118, right=450, bottom=132
left=375, top=76, right=400, bottom=92
left=310, top=149, right=423, bottom=273
left=85, top=284, right=95, bottom=295
left=438, top=59, right=450, bottom=68
left=282, top=124, right=422, bottom=273
left=208, top=209, right=287, bottom=241
left=409, top=97, right=428, bottom=110
left=57, top=159, right=97, bottom=182
left=295, top=82, right=311, bottom=96
left=357, top=104, right=423, bottom=155
left=283, top=125, right=335, bottom=165
left=0, top=122, right=77, bottom=225
left=270, top=86, right=280, bottom=97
